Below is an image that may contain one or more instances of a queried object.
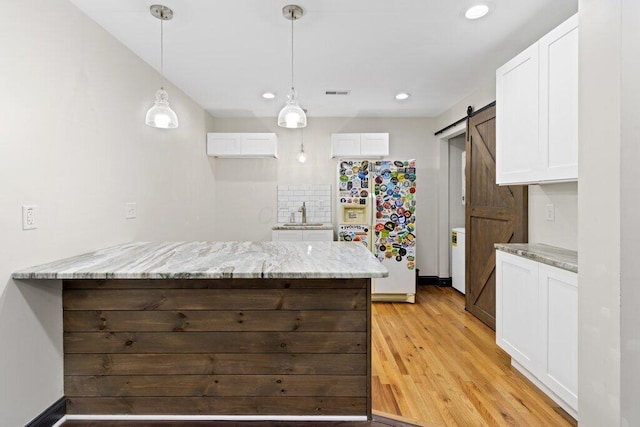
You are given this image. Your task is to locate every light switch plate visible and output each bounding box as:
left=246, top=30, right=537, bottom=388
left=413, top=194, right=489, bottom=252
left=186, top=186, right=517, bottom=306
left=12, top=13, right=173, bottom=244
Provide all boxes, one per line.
left=545, top=204, right=555, bottom=221
left=125, top=202, right=137, bottom=219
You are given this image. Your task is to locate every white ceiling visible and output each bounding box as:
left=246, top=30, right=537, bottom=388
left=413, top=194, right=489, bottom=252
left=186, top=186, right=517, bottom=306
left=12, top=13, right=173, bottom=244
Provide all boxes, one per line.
left=68, top=0, right=578, bottom=119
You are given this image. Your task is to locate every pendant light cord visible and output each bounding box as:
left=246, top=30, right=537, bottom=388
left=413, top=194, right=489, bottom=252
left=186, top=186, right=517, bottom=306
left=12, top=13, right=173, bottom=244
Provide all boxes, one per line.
left=160, top=16, right=165, bottom=89
left=290, top=14, right=294, bottom=91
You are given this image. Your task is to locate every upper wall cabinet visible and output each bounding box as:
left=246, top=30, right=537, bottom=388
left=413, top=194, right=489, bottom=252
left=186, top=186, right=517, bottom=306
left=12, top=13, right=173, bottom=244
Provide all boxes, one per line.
left=496, top=14, right=578, bottom=185
left=206, top=133, right=278, bottom=158
left=330, top=133, right=389, bottom=158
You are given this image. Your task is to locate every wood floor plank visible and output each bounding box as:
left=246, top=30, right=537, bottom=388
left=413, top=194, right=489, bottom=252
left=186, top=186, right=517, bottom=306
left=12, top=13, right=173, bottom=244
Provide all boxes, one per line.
left=371, top=286, right=575, bottom=426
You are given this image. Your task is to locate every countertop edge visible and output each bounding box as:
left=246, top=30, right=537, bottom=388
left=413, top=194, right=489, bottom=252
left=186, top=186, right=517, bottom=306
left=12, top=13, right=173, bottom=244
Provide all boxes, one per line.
left=13, top=272, right=389, bottom=280
left=271, top=224, right=334, bottom=231
left=494, top=243, right=578, bottom=273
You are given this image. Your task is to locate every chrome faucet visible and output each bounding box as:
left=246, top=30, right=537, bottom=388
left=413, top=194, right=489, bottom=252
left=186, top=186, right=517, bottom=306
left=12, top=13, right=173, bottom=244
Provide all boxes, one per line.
left=298, top=202, right=307, bottom=224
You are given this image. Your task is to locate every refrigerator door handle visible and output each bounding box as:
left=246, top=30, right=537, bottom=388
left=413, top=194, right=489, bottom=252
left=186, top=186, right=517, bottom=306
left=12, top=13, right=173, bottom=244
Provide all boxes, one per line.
left=369, top=193, right=376, bottom=227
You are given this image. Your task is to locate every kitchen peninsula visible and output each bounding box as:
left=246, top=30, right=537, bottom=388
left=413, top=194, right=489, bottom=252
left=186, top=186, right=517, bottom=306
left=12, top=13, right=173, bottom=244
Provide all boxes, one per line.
left=13, top=241, right=387, bottom=420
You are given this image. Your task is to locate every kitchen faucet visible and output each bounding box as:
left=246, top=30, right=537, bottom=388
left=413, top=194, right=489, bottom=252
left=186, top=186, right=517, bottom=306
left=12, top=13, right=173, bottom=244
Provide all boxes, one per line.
left=298, top=202, right=307, bottom=224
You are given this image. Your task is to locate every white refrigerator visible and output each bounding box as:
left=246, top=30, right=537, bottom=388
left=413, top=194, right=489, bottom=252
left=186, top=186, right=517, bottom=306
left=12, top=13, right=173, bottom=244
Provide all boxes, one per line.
left=337, top=159, right=417, bottom=303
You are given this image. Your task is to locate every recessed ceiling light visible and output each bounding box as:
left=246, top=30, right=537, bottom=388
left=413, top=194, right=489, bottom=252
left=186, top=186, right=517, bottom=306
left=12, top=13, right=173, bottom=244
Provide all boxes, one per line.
left=262, top=92, right=276, bottom=99
left=395, top=92, right=410, bottom=100
left=464, top=4, right=490, bottom=20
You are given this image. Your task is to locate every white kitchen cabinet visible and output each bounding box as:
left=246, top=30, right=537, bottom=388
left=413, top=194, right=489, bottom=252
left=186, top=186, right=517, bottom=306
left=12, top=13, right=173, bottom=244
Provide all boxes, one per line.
left=271, top=229, right=334, bottom=242
left=496, top=14, right=578, bottom=185
left=496, top=250, right=578, bottom=418
left=207, top=133, right=278, bottom=158
left=330, top=133, right=389, bottom=158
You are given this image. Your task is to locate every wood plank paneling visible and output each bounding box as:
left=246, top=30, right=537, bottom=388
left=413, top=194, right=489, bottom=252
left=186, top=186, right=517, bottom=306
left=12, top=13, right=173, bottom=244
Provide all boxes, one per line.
left=64, top=310, right=366, bottom=332
left=63, top=288, right=366, bottom=311
left=66, top=396, right=367, bottom=416
left=65, top=375, right=366, bottom=397
left=62, top=278, right=371, bottom=416
left=64, top=331, right=367, bottom=354
left=64, top=353, right=367, bottom=376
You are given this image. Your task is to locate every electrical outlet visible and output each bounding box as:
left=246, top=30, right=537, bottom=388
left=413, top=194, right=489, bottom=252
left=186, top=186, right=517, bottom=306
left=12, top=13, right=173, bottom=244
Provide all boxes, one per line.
left=545, top=204, right=555, bottom=221
left=125, top=202, right=137, bottom=219
left=22, top=205, right=37, bottom=230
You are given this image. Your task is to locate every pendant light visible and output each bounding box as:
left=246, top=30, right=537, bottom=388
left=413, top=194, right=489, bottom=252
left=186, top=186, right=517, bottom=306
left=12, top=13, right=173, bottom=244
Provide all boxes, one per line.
left=145, top=5, right=179, bottom=129
left=297, top=128, right=307, bottom=163
left=278, top=5, right=307, bottom=129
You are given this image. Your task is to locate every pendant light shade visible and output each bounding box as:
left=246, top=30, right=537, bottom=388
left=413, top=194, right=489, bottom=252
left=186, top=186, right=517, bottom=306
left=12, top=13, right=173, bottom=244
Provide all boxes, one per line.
left=146, top=88, right=179, bottom=129
left=297, top=128, right=307, bottom=163
left=278, top=5, right=307, bottom=129
left=279, top=88, right=307, bottom=128
left=146, top=5, right=178, bottom=129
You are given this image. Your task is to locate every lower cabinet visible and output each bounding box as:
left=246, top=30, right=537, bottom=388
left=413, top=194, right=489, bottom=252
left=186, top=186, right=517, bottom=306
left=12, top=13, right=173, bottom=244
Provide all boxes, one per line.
left=272, top=229, right=334, bottom=241
left=496, top=250, right=578, bottom=418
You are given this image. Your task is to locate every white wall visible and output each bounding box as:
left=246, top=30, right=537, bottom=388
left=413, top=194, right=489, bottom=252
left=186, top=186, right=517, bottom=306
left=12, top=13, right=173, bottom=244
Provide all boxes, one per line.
left=0, top=1, right=216, bottom=425
left=578, top=0, right=621, bottom=424
left=620, top=1, right=640, bottom=424
left=208, top=117, right=439, bottom=274
left=528, top=183, right=578, bottom=250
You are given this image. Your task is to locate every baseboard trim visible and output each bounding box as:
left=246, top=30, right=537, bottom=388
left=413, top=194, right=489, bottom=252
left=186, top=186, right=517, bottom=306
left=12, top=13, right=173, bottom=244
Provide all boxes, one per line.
left=417, top=276, right=452, bottom=287
left=26, top=396, right=66, bottom=427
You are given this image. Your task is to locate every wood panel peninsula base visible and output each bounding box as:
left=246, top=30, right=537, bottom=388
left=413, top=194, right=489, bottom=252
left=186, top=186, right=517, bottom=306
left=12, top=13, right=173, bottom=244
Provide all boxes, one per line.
left=13, top=241, right=387, bottom=421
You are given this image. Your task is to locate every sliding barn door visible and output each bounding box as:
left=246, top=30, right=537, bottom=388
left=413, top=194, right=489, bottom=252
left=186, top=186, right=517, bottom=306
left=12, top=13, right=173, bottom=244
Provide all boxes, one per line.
left=465, top=106, right=528, bottom=330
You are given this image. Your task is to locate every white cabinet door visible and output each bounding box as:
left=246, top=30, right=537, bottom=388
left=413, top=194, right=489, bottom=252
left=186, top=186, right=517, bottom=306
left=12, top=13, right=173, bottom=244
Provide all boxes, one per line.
left=331, top=134, right=361, bottom=158
left=496, top=43, right=539, bottom=185
left=539, top=14, right=579, bottom=182
left=271, top=230, right=303, bottom=241
left=302, top=230, right=334, bottom=241
left=539, top=263, right=578, bottom=411
left=360, top=133, right=389, bottom=157
left=242, top=133, right=278, bottom=157
left=207, top=133, right=242, bottom=156
left=496, top=251, right=542, bottom=374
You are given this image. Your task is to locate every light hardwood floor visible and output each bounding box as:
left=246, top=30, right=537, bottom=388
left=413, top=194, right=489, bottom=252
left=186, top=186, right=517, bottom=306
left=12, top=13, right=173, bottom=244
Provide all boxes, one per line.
left=371, top=286, right=576, bottom=426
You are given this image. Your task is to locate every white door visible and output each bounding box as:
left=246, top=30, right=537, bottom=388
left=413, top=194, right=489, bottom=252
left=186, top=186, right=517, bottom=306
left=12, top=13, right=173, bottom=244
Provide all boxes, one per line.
left=539, top=14, right=579, bottom=182
left=539, top=263, right=578, bottom=411
left=331, top=134, right=361, bottom=157
left=496, top=251, right=542, bottom=374
left=360, top=133, right=389, bottom=157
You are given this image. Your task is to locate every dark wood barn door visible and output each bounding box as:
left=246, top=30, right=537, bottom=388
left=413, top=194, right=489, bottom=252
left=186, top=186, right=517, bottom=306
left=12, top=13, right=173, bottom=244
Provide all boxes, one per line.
left=465, top=106, right=528, bottom=330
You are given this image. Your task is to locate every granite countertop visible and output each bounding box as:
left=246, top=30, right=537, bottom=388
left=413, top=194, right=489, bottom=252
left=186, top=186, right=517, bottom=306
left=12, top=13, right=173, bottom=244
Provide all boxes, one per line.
left=12, top=241, right=388, bottom=280
left=272, top=223, right=333, bottom=230
left=495, top=243, right=578, bottom=273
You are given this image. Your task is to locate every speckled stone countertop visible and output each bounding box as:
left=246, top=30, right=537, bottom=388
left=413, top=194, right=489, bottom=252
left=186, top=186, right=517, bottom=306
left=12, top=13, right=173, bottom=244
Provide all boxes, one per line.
left=271, top=223, right=334, bottom=230
left=12, top=241, right=388, bottom=280
left=495, top=243, right=578, bottom=273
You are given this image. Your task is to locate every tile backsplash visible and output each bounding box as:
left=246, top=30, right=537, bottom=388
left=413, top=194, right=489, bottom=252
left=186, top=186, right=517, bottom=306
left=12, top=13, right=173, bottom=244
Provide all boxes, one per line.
left=277, top=185, right=332, bottom=224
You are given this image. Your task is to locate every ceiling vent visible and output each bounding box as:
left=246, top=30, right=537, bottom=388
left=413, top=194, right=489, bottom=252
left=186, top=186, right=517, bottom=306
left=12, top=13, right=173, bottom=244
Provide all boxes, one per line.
left=325, top=90, right=351, bottom=95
